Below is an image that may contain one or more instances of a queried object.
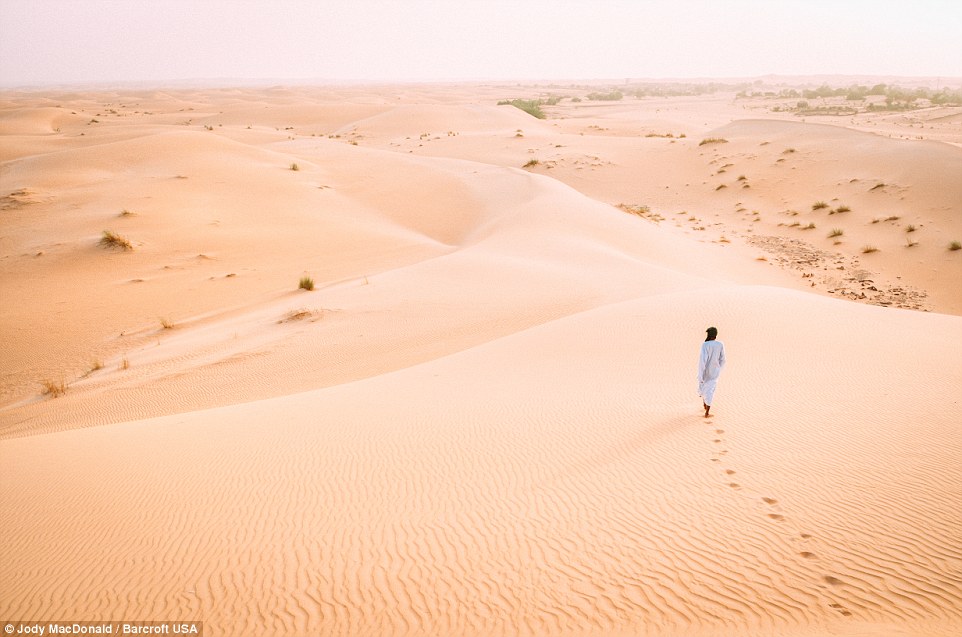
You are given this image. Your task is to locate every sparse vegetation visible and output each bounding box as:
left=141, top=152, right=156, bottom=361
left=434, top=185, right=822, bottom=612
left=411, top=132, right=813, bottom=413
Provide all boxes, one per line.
left=828, top=228, right=844, bottom=238
left=699, top=137, right=728, bottom=146
left=41, top=378, right=66, bottom=398
left=832, top=205, right=850, bottom=214
left=120, top=356, right=129, bottom=370
left=159, top=317, right=174, bottom=329
left=99, top=230, right=132, bottom=250
left=617, top=204, right=664, bottom=222
left=119, top=209, right=136, bottom=217
left=802, top=222, right=816, bottom=230
left=905, top=224, right=917, bottom=233
left=280, top=308, right=317, bottom=323
left=586, top=91, right=624, bottom=101
left=950, top=241, right=962, bottom=251
left=812, top=201, right=829, bottom=211
left=299, top=275, right=315, bottom=291
left=497, top=99, right=546, bottom=119
left=290, top=163, right=300, bottom=171
left=523, top=159, right=540, bottom=168
left=862, top=245, right=879, bottom=254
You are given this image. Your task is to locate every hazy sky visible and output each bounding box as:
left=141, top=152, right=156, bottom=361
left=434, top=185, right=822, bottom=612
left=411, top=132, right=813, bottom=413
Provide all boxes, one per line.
left=1, top=0, right=960, bottom=86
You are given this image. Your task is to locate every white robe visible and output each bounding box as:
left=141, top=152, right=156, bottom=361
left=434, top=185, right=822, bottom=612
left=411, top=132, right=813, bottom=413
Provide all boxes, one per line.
left=698, top=340, right=726, bottom=406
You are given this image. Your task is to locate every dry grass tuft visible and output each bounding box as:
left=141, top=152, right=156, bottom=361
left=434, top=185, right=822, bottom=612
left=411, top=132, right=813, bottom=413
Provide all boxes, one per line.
left=41, top=378, right=66, bottom=398
left=159, top=317, right=174, bottom=329
left=100, top=230, right=132, bottom=250
left=812, top=201, right=829, bottom=211
left=950, top=241, right=962, bottom=251
left=290, top=162, right=300, bottom=171
left=279, top=308, right=320, bottom=323
left=299, top=275, right=314, bottom=291
left=828, top=228, right=844, bottom=238
left=523, top=158, right=540, bottom=168
left=861, top=245, right=879, bottom=254
left=699, top=137, right=728, bottom=146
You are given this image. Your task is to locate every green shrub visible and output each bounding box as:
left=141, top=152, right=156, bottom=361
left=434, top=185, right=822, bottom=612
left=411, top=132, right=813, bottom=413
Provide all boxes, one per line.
left=497, top=99, right=546, bottom=119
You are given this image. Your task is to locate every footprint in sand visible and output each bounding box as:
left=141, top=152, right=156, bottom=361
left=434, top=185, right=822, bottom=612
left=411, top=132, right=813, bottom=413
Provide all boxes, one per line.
left=728, top=483, right=741, bottom=489
left=799, top=551, right=817, bottom=559
left=762, top=497, right=778, bottom=505
left=715, top=429, right=724, bottom=434
left=800, top=533, right=813, bottom=539
left=767, top=513, right=785, bottom=521
left=725, top=469, right=736, bottom=475
left=713, top=439, right=722, bottom=443
left=829, top=602, right=853, bottom=617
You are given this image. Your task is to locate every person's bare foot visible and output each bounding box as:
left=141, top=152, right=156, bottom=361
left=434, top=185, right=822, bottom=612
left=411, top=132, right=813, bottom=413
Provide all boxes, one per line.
left=704, top=405, right=712, bottom=418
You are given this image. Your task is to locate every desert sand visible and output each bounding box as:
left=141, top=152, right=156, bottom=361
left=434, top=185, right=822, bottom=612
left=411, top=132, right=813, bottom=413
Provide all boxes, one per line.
left=1, top=82, right=961, bottom=636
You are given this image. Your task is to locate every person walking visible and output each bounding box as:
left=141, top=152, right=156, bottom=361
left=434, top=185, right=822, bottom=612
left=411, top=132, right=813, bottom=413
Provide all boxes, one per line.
left=698, top=327, right=726, bottom=418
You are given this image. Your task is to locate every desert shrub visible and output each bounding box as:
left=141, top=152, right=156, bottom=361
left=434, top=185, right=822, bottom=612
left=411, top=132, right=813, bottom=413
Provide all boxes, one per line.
left=950, top=241, right=962, bottom=251
left=812, top=201, right=829, bottom=211
left=41, top=378, right=66, bottom=398
left=586, top=91, right=623, bottom=101
left=100, top=230, right=132, bottom=250
left=299, top=275, right=314, bottom=291
left=523, top=159, right=540, bottom=168
left=862, top=245, right=879, bottom=253
left=498, top=99, right=546, bottom=119
left=833, top=205, right=850, bottom=214
left=828, top=228, right=844, bottom=237
left=699, top=137, right=728, bottom=146
left=290, top=163, right=300, bottom=171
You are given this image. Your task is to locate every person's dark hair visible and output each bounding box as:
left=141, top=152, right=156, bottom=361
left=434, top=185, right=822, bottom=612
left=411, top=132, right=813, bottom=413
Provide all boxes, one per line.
left=705, top=326, right=718, bottom=341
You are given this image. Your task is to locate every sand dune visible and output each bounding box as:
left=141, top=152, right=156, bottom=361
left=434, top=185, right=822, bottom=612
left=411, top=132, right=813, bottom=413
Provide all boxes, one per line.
left=2, top=85, right=961, bottom=636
